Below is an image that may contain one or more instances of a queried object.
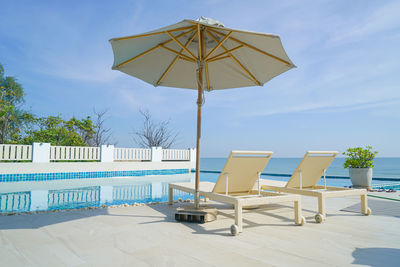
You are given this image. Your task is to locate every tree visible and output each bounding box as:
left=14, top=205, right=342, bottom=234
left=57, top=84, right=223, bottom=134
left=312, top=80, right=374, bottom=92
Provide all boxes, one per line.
left=89, top=108, right=115, bottom=146
left=0, top=63, right=111, bottom=147
left=133, top=109, right=178, bottom=148
left=67, top=116, right=95, bottom=145
left=0, top=63, right=34, bottom=143
left=22, top=116, right=95, bottom=146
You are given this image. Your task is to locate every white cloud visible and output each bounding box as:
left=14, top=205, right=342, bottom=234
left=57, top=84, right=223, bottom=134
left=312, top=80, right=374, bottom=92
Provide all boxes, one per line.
left=329, top=1, right=400, bottom=44
left=111, top=81, right=197, bottom=119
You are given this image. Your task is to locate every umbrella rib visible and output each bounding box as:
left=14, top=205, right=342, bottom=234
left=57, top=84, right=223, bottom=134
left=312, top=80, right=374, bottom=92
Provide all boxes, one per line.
left=208, top=28, right=292, bottom=66
left=206, top=45, right=243, bottom=62
left=159, top=45, right=195, bottom=62
left=207, top=55, right=231, bottom=63
left=110, top=26, right=195, bottom=41
left=166, top=31, right=198, bottom=61
left=178, top=57, right=194, bottom=62
left=204, top=31, right=233, bottom=60
left=157, top=32, right=197, bottom=86
left=114, top=28, right=196, bottom=69
left=229, top=54, right=261, bottom=86
left=114, top=45, right=160, bottom=69
left=206, top=30, right=261, bottom=86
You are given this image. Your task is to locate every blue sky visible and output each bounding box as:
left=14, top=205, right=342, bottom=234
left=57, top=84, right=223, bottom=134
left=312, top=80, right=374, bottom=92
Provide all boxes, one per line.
left=1, top=0, right=399, bottom=157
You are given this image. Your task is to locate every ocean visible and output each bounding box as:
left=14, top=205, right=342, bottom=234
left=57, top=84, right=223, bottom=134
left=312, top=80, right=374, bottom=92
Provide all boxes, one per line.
left=200, top=157, right=400, bottom=179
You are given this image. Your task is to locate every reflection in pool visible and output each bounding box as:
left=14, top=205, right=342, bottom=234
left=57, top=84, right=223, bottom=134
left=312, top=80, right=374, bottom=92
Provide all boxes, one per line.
left=1, top=171, right=392, bottom=214
left=0, top=174, right=193, bottom=214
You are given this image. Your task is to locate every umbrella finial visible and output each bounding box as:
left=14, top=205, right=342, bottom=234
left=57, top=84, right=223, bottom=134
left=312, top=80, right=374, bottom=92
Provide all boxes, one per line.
left=195, top=17, right=224, bottom=27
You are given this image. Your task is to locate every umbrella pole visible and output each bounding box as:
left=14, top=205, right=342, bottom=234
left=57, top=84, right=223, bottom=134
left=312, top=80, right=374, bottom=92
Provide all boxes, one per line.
left=194, top=25, right=205, bottom=209
left=174, top=65, right=217, bottom=222
left=195, top=64, right=203, bottom=209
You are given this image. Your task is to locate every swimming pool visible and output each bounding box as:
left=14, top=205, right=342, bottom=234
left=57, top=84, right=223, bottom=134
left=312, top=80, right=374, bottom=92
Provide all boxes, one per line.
left=0, top=172, right=395, bottom=215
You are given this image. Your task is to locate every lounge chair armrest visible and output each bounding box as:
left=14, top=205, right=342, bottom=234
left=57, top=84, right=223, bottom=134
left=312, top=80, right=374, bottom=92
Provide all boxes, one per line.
left=306, top=151, right=339, bottom=156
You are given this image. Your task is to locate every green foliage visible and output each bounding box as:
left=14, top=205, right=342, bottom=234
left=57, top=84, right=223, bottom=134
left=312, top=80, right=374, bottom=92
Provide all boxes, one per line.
left=22, top=116, right=95, bottom=146
left=0, top=63, right=97, bottom=146
left=0, top=63, right=35, bottom=143
left=343, top=146, right=378, bottom=169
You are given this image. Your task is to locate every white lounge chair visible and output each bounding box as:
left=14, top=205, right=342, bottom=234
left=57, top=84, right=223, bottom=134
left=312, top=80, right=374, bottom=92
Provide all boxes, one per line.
left=169, top=151, right=305, bottom=235
left=261, top=151, right=371, bottom=223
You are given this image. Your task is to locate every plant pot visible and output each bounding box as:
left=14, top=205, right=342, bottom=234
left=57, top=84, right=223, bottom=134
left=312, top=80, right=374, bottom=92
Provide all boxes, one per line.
left=349, top=168, right=372, bottom=189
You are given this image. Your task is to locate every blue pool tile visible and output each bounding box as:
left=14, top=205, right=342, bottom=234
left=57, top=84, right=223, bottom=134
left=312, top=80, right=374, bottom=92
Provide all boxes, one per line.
left=0, top=168, right=190, bottom=182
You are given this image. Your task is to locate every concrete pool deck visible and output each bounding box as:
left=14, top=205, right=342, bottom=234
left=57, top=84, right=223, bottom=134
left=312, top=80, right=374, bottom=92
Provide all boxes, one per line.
left=1, top=190, right=399, bottom=266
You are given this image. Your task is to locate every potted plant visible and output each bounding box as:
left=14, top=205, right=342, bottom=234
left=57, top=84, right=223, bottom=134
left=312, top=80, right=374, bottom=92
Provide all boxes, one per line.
left=343, top=146, right=378, bottom=189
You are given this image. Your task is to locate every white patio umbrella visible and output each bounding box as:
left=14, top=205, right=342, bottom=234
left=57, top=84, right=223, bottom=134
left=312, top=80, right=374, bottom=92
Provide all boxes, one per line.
left=110, top=17, right=295, bottom=209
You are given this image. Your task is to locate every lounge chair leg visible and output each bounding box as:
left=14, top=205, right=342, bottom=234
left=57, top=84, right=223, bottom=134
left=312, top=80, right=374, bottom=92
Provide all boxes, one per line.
left=168, top=186, right=173, bottom=205
left=361, top=194, right=371, bottom=215
left=318, top=195, right=326, bottom=219
left=294, top=199, right=306, bottom=225
left=294, top=199, right=300, bottom=224
left=234, top=201, right=243, bottom=233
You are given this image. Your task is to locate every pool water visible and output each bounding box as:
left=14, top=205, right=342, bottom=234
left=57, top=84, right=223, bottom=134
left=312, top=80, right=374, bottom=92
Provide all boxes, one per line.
left=201, top=172, right=390, bottom=188
left=0, top=172, right=394, bottom=214
left=372, top=182, right=400, bottom=190
left=0, top=174, right=194, bottom=214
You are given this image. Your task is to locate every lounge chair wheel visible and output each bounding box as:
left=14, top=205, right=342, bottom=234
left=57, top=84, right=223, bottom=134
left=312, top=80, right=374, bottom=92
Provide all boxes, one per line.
left=315, top=213, right=324, bottom=223
left=364, top=208, right=371, bottom=216
left=230, top=224, right=239, bottom=236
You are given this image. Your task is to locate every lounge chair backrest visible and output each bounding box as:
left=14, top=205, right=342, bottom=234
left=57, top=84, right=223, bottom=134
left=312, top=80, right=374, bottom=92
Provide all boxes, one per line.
left=286, top=151, right=338, bottom=188
left=212, top=151, right=273, bottom=194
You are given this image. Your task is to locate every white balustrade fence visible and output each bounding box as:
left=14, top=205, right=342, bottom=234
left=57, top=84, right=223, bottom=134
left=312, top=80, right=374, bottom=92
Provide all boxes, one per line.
left=114, top=148, right=151, bottom=161
left=0, top=143, right=194, bottom=163
left=162, top=149, right=190, bottom=161
left=0, top=144, right=32, bottom=161
left=50, top=146, right=100, bottom=161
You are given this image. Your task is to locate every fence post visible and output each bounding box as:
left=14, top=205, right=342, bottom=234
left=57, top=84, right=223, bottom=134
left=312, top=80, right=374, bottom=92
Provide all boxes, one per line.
left=100, top=145, right=114, bottom=162
left=151, top=146, right=162, bottom=162
left=32, top=143, right=50, bottom=163
left=189, top=148, right=196, bottom=169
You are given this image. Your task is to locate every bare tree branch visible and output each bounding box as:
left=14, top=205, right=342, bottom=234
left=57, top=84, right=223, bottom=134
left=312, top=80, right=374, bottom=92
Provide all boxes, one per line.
left=133, top=109, right=179, bottom=148
left=90, top=108, right=116, bottom=146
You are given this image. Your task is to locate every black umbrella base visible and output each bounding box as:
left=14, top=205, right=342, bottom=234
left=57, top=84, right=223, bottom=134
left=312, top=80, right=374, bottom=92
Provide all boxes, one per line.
left=174, top=206, right=217, bottom=224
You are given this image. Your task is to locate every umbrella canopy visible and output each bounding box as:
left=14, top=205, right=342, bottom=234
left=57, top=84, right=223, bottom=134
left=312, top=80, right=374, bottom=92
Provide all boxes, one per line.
left=110, top=17, right=295, bottom=208
left=110, top=17, right=295, bottom=90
